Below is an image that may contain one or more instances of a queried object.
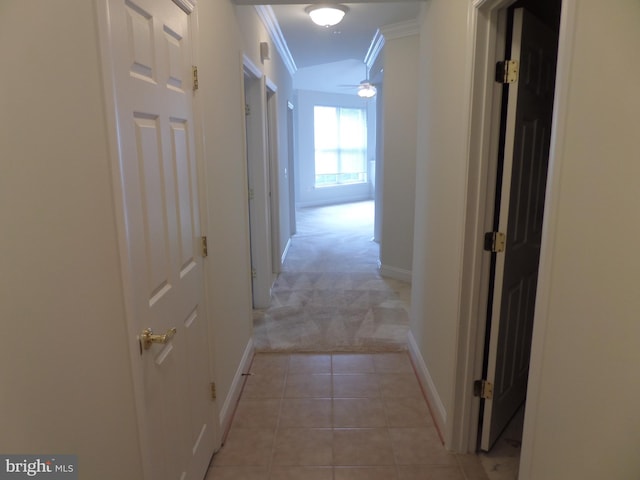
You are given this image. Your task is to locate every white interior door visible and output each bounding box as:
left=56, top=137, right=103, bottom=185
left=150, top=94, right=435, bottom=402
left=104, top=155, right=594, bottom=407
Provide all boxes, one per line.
left=104, top=0, right=216, bottom=478
left=243, top=68, right=273, bottom=308
left=481, top=7, right=557, bottom=451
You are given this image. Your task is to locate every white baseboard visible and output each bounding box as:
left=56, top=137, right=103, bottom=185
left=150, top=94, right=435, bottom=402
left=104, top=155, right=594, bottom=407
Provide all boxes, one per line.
left=407, top=331, right=447, bottom=435
left=281, top=238, right=291, bottom=266
left=219, top=337, right=254, bottom=439
left=379, top=264, right=412, bottom=283
left=296, top=195, right=373, bottom=209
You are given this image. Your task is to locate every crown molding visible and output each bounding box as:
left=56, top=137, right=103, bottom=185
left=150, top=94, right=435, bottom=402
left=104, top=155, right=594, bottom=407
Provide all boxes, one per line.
left=365, top=18, right=420, bottom=71
left=172, top=0, right=195, bottom=14
left=254, top=5, right=297, bottom=76
left=365, top=29, right=385, bottom=70
left=380, top=19, right=420, bottom=40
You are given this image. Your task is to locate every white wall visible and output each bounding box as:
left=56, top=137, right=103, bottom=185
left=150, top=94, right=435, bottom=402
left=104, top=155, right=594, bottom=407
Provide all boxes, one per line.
left=410, top=0, right=471, bottom=438
left=195, top=3, right=296, bottom=428
left=295, top=89, right=375, bottom=207
left=379, top=33, right=419, bottom=281
left=196, top=1, right=255, bottom=434
left=235, top=6, right=295, bottom=262
left=410, top=1, right=640, bottom=477
left=520, top=1, right=640, bottom=478
left=0, top=2, right=143, bottom=477
left=294, top=59, right=369, bottom=95
left=0, top=3, right=270, bottom=476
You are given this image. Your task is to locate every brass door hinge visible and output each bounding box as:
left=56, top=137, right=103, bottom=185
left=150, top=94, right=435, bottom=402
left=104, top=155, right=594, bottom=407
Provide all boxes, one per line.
left=192, top=65, right=199, bottom=91
left=495, top=60, right=518, bottom=84
left=201, top=236, right=208, bottom=258
left=210, top=382, right=217, bottom=400
left=484, top=231, right=506, bottom=253
left=474, top=379, right=494, bottom=399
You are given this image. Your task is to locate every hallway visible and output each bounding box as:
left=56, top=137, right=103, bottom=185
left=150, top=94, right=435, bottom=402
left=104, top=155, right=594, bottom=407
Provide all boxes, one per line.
left=205, top=352, right=489, bottom=479
left=253, top=201, right=411, bottom=352
left=208, top=202, right=489, bottom=479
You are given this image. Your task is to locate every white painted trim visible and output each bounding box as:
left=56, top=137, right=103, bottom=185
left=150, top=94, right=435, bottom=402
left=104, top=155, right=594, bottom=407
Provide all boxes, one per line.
left=243, top=53, right=262, bottom=79
left=450, top=0, right=516, bottom=454
left=281, top=237, right=291, bottom=266
left=366, top=19, right=419, bottom=71
left=518, top=1, right=578, bottom=477
left=244, top=73, right=274, bottom=309
left=266, top=76, right=278, bottom=93
left=296, top=194, right=373, bottom=209
left=408, top=331, right=447, bottom=433
left=365, top=29, right=385, bottom=70
left=380, top=19, right=420, bottom=40
left=379, top=264, right=412, bottom=283
left=265, top=85, right=282, bottom=277
left=172, top=0, right=195, bottom=14
left=218, top=338, right=255, bottom=439
left=254, top=5, right=297, bottom=76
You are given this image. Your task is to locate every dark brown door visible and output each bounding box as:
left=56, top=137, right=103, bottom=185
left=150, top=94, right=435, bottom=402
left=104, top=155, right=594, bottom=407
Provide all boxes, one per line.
left=481, top=7, right=558, bottom=450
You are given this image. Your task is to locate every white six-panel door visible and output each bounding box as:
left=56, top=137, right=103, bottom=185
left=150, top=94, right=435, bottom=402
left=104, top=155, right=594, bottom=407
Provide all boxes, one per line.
left=103, top=0, right=216, bottom=478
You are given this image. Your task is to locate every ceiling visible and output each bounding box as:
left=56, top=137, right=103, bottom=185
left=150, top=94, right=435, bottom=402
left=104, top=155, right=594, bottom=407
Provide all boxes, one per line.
left=269, top=3, right=422, bottom=69
left=233, top=1, right=423, bottom=93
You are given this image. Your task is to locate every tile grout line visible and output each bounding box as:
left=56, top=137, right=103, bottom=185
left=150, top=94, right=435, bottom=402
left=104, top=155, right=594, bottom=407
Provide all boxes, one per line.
left=373, top=354, right=404, bottom=479
left=330, top=354, right=335, bottom=480
left=212, top=352, right=487, bottom=480
left=266, top=353, right=290, bottom=478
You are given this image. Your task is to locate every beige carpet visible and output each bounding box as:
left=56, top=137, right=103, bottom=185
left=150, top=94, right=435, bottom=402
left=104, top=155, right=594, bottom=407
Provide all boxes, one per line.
left=253, top=201, right=411, bottom=352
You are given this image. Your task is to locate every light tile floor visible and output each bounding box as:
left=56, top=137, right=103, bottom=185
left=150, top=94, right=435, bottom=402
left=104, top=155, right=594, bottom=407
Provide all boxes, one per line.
left=206, top=352, right=490, bottom=480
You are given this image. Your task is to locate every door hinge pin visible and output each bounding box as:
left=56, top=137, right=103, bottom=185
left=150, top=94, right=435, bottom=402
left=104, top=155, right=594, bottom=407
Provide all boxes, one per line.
left=495, top=60, right=519, bottom=84
left=474, top=379, right=494, bottom=399
left=484, top=231, right=506, bottom=253
left=201, top=236, right=208, bottom=258
left=192, top=65, right=199, bottom=91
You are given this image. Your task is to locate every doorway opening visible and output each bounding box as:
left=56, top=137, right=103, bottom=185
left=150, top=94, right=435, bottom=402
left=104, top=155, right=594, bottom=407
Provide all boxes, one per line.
left=475, top=0, right=561, bottom=475
left=243, top=57, right=279, bottom=309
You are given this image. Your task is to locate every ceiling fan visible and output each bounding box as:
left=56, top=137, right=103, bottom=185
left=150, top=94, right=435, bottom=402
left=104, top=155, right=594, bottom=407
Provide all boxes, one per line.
left=339, top=66, right=378, bottom=98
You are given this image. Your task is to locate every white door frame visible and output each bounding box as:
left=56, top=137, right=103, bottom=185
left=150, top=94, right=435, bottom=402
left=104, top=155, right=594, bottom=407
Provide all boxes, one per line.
left=451, top=0, right=519, bottom=453
left=452, top=0, right=575, bottom=458
left=243, top=55, right=273, bottom=308
left=265, top=80, right=282, bottom=275
left=286, top=101, right=297, bottom=237
left=95, top=0, right=216, bottom=477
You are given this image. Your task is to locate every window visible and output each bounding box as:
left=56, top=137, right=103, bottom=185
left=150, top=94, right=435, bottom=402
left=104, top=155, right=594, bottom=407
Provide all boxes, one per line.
left=314, top=106, right=367, bottom=187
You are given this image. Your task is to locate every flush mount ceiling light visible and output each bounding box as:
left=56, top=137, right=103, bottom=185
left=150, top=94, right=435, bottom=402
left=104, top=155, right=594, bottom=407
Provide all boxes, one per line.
left=305, top=4, right=349, bottom=27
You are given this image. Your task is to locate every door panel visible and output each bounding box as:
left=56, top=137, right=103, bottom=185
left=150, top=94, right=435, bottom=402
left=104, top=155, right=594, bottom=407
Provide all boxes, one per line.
left=481, top=8, right=558, bottom=451
left=244, top=72, right=273, bottom=308
left=106, top=0, right=216, bottom=477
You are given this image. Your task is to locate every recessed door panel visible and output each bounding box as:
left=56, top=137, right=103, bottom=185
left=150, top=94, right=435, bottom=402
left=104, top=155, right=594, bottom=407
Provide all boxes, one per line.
left=105, top=0, right=217, bottom=477
left=481, top=8, right=558, bottom=451
left=125, top=0, right=156, bottom=82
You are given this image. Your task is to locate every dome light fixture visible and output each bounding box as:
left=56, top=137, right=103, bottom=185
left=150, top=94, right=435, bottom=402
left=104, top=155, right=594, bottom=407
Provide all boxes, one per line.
left=357, top=83, right=377, bottom=98
left=305, top=4, right=349, bottom=27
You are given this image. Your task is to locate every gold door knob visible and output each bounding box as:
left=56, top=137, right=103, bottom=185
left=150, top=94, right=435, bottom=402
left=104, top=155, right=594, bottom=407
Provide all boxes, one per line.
left=140, top=327, right=177, bottom=350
